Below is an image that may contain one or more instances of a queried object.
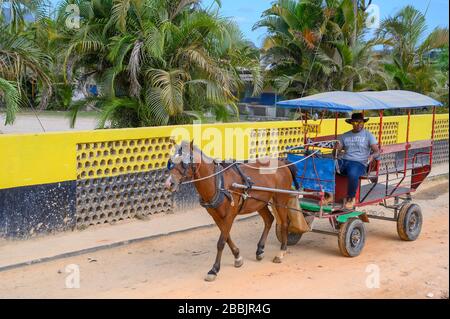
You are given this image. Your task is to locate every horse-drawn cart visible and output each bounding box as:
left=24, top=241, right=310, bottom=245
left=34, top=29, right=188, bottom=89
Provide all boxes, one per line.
left=268, top=90, right=443, bottom=257
left=166, top=90, right=443, bottom=281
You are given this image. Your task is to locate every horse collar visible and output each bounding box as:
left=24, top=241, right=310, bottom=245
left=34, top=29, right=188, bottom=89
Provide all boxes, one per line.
left=199, top=163, right=232, bottom=209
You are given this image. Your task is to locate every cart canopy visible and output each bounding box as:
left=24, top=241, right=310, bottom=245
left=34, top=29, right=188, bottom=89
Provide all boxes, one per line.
left=276, top=90, right=443, bottom=112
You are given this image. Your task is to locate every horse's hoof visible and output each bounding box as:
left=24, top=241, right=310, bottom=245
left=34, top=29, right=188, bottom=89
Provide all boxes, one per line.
left=234, top=256, right=244, bottom=268
left=256, top=253, right=264, bottom=261
left=272, top=256, right=283, bottom=263
left=204, top=273, right=217, bottom=282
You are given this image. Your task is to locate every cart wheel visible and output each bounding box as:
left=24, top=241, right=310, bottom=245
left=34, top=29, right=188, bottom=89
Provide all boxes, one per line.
left=397, top=203, right=422, bottom=241
left=338, top=218, right=366, bottom=257
left=275, top=224, right=302, bottom=246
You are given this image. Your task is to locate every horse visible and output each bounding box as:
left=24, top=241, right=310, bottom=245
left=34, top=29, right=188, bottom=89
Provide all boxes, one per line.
left=164, top=140, right=300, bottom=281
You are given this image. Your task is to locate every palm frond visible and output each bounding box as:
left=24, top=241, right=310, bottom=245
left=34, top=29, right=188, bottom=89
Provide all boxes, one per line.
left=127, top=40, right=143, bottom=97
left=111, top=0, right=131, bottom=32
left=0, top=78, right=20, bottom=125
left=145, top=68, right=189, bottom=116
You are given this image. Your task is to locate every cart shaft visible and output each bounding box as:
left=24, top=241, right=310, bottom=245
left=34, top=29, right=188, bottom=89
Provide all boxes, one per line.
left=231, top=183, right=323, bottom=197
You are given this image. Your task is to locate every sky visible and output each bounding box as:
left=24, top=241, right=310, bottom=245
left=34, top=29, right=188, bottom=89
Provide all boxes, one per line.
left=45, top=0, right=449, bottom=48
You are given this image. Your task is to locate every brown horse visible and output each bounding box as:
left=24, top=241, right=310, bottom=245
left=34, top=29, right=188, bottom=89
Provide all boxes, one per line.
left=165, top=140, right=299, bottom=281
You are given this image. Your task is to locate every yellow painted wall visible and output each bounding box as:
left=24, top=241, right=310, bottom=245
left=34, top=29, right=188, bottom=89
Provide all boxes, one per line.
left=0, top=114, right=447, bottom=190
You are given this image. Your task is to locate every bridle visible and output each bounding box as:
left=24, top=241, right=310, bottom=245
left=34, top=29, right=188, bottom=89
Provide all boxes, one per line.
left=167, top=144, right=235, bottom=209
left=167, top=147, right=200, bottom=184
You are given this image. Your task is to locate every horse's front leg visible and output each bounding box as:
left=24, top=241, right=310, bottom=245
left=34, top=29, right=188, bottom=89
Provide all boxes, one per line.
left=205, top=212, right=237, bottom=282
left=205, top=233, right=226, bottom=282
left=273, top=205, right=288, bottom=263
left=256, top=206, right=274, bottom=261
left=227, top=237, right=243, bottom=268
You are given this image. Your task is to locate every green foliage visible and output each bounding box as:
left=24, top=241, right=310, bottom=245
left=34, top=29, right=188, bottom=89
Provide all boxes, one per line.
left=60, top=0, right=262, bottom=127
left=0, top=1, right=448, bottom=126
left=1, top=0, right=262, bottom=126
left=376, top=6, right=449, bottom=107
left=0, top=78, right=21, bottom=124
left=255, top=0, right=389, bottom=97
left=255, top=0, right=448, bottom=110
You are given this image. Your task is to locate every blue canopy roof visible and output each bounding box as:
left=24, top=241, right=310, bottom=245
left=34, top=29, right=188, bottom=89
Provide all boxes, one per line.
left=276, top=90, right=443, bottom=112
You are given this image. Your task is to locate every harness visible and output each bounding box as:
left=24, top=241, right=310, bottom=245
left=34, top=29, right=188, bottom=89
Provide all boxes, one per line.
left=168, top=146, right=254, bottom=210
left=168, top=145, right=320, bottom=217
left=199, top=163, right=234, bottom=209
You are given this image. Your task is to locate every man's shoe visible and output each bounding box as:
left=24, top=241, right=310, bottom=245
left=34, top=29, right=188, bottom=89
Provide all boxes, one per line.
left=344, top=198, right=355, bottom=210
left=321, top=192, right=334, bottom=206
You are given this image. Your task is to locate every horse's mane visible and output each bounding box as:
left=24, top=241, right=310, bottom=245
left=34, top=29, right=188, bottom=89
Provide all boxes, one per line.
left=177, top=141, right=213, bottom=163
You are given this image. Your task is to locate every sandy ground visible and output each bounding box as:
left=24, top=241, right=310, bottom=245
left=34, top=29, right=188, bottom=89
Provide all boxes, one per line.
left=0, top=178, right=448, bottom=299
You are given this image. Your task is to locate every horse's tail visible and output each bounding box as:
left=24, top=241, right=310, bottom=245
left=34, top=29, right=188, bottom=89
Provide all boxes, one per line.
left=285, top=160, right=300, bottom=190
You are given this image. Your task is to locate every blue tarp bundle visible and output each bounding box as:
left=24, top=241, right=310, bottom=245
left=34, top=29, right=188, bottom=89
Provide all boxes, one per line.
left=276, top=90, right=443, bottom=112
left=287, top=154, right=335, bottom=193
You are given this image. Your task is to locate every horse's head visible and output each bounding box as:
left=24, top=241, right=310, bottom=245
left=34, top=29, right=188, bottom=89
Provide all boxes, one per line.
left=165, top=140, right=199, bottom=192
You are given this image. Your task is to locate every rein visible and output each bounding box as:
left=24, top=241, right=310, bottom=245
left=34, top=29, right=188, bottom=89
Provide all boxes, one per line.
left=177, top=150, right=320, bottom=184
left=180, top=162, right=237, bottom=185
left=170, top=140, right=337, bottom=184
left=241, top=149, right=321, bottom=170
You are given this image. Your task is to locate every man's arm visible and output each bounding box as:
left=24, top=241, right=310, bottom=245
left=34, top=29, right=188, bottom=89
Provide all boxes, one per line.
left=333, top=140, right=344, bottom=158
left=368, top=143, right=380, bottom=163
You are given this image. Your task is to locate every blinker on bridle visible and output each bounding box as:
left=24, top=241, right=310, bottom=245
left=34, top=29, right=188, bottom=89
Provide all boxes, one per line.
left=167, top=147, right=199, bottom=183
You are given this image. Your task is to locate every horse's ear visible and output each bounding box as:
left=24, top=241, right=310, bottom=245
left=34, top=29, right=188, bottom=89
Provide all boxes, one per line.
left=190, top=139, right=194, bottom=151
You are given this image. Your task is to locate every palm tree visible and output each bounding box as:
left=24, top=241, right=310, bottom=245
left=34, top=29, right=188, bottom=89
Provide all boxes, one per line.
left=0, top=19, right=53, bottom=114
left=65, top=0, right=262, bottom=128
left=0, top=0, right=54, bottom=124
left=376, top=5, right=449, bottom=102
left=254, top=0, right=386, bottom=98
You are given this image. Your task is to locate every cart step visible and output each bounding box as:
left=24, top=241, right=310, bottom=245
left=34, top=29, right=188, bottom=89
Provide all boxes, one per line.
left=299, top=200, right=364, bottom=223
left=336, top=211, right=364, bottom=223
left=300, top=201, right=333, bottom=213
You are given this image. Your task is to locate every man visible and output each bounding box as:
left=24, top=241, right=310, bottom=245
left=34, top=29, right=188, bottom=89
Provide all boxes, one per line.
left=334, top=113, right=380, bottom=209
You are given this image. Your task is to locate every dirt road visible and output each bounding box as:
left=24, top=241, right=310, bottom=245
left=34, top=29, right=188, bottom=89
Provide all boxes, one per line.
left=0, top=179, right=448, bottom=299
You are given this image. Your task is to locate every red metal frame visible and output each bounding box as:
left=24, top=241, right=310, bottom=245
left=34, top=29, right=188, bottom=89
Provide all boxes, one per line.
left=381, top=140, right=432, bottom=153
left=354, top=190, right=415, bottom=207
left=303, top=109, right=308, bottom=146
left=334, top=113, right=338, bottom=140
left=377, top=110, right=383, bottom=176
left=430, top=106, right=436, bottom=166
left=404, top=109, right=411, bottom=172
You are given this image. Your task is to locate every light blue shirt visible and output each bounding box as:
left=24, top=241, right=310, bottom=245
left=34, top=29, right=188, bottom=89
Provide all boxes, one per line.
left=338, top=129, right=378, bottom=166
